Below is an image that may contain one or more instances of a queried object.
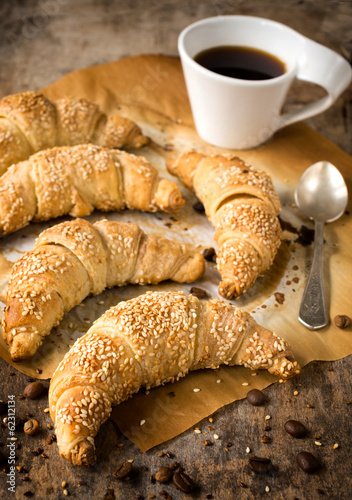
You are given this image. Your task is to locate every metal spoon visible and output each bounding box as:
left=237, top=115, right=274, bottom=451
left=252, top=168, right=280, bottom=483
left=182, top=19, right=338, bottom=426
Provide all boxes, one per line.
left=294, top=161, right=348, bottom=330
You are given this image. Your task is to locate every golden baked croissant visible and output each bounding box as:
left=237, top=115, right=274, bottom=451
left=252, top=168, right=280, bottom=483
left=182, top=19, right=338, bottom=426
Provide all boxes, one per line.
left=49, top=290, right=300, bottom=466
left=167, top=152, right=281, bottom=299
left=0, top=144, right=185, bottom=236
left=0, top=91, right=148, bottom=175
left=3, top=219, right=204, bottom=361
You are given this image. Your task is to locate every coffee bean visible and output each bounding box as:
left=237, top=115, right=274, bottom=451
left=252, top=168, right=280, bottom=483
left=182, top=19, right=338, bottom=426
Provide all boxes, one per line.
left=189, top=287, right=209, bottom=299
left=193, top=201, right=205, bottom=213
left=0, top=401, right=7, bottom=415
left=203, top=247, right=216, bottom=262
left=248, top=456, right=272, bottom=474
left=296, top=451, right=321, bottom=473
left=334, top=315, right=351, bottom=329
left=24, top=419, right=40, bottom=436
left=155, top=466, right=173, bottom=483
left=284, top=420, right=307, bottom=438
left=246, top=389, right=266, bottom=406
left=113, top=461, right=132, bottom=480
left=173, top=471, right=194, bottom=493
left=23, top=382, right=44, bottom=400
left=5, top=417, right=23, bottom=430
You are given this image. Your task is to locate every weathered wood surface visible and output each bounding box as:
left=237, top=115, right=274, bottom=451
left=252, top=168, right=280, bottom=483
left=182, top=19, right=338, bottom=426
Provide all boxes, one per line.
left=0, top=1, right=351, bottom=499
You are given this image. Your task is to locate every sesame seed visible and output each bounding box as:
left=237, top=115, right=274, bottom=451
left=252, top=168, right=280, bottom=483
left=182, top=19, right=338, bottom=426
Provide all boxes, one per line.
left=193, top=388, right=201, bottom=393
left=140, top=420, right=146, bottom=426
left=246, top=447, right=251, bottom=454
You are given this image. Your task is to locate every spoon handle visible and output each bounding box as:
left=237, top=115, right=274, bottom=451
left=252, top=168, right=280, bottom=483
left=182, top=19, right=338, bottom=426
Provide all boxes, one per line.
left=298, top=220, right=328, bottom=329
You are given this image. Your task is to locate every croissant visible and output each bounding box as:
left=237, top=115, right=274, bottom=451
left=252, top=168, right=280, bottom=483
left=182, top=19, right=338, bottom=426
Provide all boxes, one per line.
left=0, top=144, right=185, bottom=236
left=0, top=91, right=148, bottom=175
left=167, top=152, right=282, bottom=299
left=49, top=290, right=300, bottom=466
left=3, top=219, right=204, bottom=361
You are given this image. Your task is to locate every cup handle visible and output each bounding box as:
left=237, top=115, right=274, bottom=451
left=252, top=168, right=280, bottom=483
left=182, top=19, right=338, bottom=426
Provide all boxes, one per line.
left=276, top=37, right=352, bottom=130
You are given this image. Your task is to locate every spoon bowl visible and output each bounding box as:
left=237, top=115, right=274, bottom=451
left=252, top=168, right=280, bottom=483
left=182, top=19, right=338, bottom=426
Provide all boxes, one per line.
left=294, top=161, right=348, bottom=330
left=295, top=161, right=348, bottom=223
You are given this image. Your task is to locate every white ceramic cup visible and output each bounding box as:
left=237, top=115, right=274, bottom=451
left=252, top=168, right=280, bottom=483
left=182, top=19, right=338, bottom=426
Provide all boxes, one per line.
left=178, top=15, right=352, bottom=149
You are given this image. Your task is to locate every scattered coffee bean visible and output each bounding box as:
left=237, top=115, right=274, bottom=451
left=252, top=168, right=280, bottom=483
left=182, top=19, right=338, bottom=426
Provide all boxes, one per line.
left=31, top=447, right=44, bottom=457
left=24, top=419, right=40, bottom=436
left=5, top=417, right=23, bottom=430
left=296, top=451, right=321, bottom=473
left=260, top=435, right=272, bottom=444
left=189, top=287, right=209, bottom=299
left=334, top=315, right=351, bottom=329
left=155, top=466, right=173, bottom=483
left=173, top=471, right=194, bottom=493
left=193, top=200, right=205, bottom=213
left=0, top=401, right=8, bottom=415
left=246, top=389, right=266, bottom=406
left=284, top=420, right=307, bottom=438
left=203, top=247, right=216, bottom=262
left=113, top=461, right=132, bottom=480
left=23, top=382, right=44, bottom=400
left=46, top=434, right=56, bottom=445
left=248, top=456, right=272, bottom=474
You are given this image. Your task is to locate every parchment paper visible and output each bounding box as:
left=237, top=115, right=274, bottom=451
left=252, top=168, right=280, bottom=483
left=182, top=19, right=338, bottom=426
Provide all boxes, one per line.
left=0, top=55, right=351, bottom=452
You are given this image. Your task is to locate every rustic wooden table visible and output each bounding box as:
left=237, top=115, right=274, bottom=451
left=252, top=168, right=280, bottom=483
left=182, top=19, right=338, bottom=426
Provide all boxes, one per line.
left=0, top=1, right=351, bottom=499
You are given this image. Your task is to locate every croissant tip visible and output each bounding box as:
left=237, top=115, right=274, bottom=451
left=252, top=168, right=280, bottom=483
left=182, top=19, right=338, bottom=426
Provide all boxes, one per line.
left=71, top=440, right=96, bottom=467
left=166, top=157, right=177, bottom=174
left=269, top=354, right=301, bottom=379
left=218, top=281, right=240, bottom=300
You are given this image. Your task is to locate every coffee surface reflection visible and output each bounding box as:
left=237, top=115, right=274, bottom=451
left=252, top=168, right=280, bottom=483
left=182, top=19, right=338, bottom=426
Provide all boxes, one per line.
left=194, top=45, right=286, bottom=81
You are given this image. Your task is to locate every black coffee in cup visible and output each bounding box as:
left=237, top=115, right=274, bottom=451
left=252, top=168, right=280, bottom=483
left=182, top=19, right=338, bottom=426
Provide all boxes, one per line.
left=194, top=45, right=286, bottom=81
